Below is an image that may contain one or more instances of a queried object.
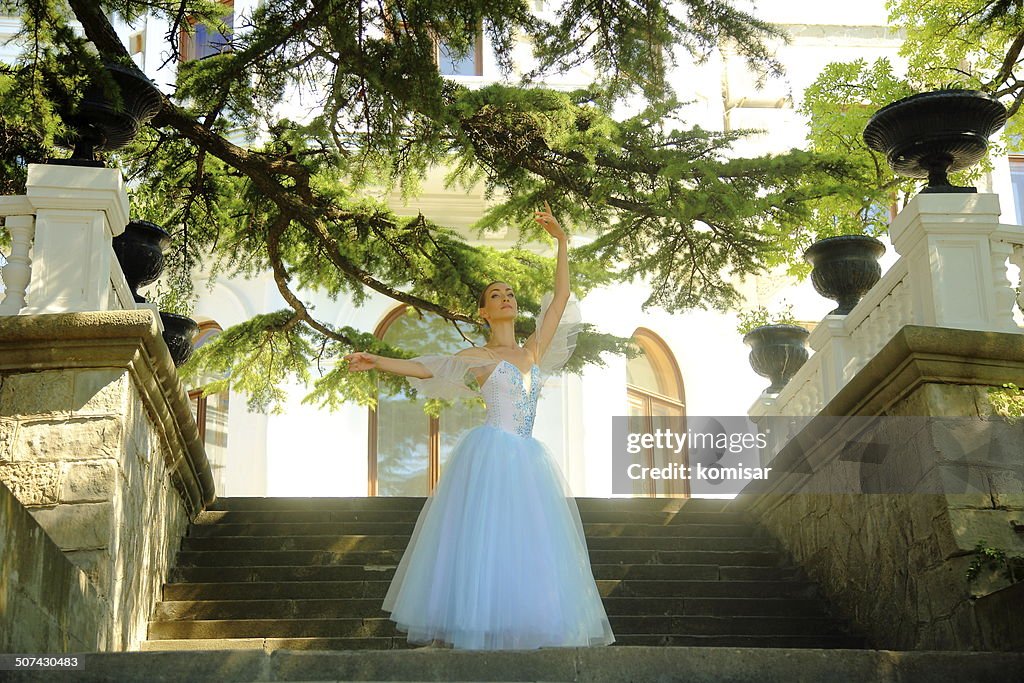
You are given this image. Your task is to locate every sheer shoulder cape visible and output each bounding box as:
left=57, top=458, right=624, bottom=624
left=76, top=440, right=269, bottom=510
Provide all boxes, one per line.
left=533, top=292, right=582, bottom=375
left=406, top=355, right=496, bottom=401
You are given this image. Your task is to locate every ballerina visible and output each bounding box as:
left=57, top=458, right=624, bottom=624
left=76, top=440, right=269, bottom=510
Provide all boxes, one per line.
left=344, top=202, right=614, bottom=650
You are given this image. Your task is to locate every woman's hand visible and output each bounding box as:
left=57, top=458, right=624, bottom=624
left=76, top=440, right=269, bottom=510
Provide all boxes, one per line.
left=534, top=200, right=566, bottom=242
left=344, top=351, right=378, bottom=372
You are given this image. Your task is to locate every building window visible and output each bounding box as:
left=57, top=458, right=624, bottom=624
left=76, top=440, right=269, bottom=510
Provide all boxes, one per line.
left=626, top=328, right=687, bottom=497
left=128, top=32, right=144, bottom=56
left=180, top=0, right=233, bottom=62
left=437, top=32, right=482, bottom=76
left=1010, top=156, right=1024, bottom=225
left=369, top=306, right=485, bottom=496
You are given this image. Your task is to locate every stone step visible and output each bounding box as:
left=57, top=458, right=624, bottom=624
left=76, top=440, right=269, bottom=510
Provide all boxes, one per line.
left=179, top=534, right=772, bottom=552
left=168, top=566, right=400, bottom=585
left=611, top=634, right=866, bottom=648
left=173, top=549, right=783, bottom=568
left=142, top=633, right=859, bottom=652
left=598, top=564, right=802, bottom=581
left=148, top=615, right=849, bottom=640
left=598, top=580, right=817, bottom=599
left=167, top=562, right=802, bottom=585
left=194, top=508, right=753, bottom=526
left=140, top=637, right=411, bottom=652
left=23, top=648, right=1024, bottom=682
left=207, top=497, right=428, bottom=511
left=162, top=579, right=818, bottom=601
left=153, top=596, right=829, bottom=621
left=206, top=496, right=731, bottom=513
left=608, top=615, right=850, bottom=636
left=187, top=522, right=421, bottom=538
left=185, top=521, right=759, bottom=539
left=164, top=581, right=393, bottom=601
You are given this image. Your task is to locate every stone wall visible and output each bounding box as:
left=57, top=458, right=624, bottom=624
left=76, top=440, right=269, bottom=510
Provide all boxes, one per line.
left=0, top=310, right=213, bottom=651
left=0, top=478, right=106, bottom=652
left=744, top=326, right=1024, bottom=651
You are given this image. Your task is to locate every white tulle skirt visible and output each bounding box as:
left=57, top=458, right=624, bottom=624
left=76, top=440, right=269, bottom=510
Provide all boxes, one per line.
left=382, top=424, right=615, bottom=650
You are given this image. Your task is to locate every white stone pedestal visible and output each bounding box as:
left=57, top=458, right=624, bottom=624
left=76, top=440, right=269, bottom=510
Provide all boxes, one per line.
left=22, top=164, right=130, bottom=314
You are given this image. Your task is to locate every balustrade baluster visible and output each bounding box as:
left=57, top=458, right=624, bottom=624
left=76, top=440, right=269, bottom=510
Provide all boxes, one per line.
left=0, top=215, right=35, bottom=315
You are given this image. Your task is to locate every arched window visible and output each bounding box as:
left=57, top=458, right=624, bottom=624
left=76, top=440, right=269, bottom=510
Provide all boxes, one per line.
left=626, top=328, right=687, bottom=497
left=369, top=306, right=485, bottom=496
left=187, top=320, right=230, bottom=494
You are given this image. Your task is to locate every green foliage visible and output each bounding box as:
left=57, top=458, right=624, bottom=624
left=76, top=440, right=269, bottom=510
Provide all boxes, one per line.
left=0, top=0, right=856, bottom=411
left=735, top=302, right=798, bottom=335
left=888, top=0, right=1024, bottom=135
left=965, top=540, right=1024, bottom=584
left=987, top=382, right=1024, bottom=423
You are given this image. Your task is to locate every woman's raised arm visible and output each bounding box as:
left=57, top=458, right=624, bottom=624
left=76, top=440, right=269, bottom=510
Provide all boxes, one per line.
left=529, top=201, right=570, bottom=361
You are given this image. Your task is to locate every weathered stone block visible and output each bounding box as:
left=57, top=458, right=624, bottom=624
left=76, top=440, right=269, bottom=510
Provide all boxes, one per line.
left=14, top=417, right=122, bottom=462
left=6, top=590, right=57, bottom=653
left=920, top=383, right=983, bottom=417
left=60, top=460, right=117, bottom=503
left=29, top=502, right=113, bottom=550
left=0, top=371, right=74, bottom=417
left=0, top=462, right=62, bottom=505
left=73, top=369, right=127, bottom=416
left=921, top=560, right=972, bottom=620
left=60, top=548, right=111, bottom=599
left=948, top=508, right=1024, bottom=555
left=0, top=418, right=16, bottom=461
left=992, top=486, right=1024, bottom=509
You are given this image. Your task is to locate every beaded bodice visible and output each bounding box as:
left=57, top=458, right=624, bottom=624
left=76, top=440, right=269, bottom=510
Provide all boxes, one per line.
left=481, top=360, right=542, bottom=438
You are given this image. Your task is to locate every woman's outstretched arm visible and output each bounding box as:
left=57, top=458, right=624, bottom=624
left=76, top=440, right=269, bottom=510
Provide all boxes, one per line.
left=344, top=352, right=432, bottom=378
left=528, top=201, right=570, bottom=361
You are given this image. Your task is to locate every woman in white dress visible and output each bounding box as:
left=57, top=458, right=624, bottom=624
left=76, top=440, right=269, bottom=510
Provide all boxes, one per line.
left=344, top=203, right=614, bottom=650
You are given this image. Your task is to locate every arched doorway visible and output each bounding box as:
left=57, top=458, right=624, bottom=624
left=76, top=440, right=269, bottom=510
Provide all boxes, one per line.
left=626, top=328, right=687, bottom=497
left=369, top=306, right=485, bottom=496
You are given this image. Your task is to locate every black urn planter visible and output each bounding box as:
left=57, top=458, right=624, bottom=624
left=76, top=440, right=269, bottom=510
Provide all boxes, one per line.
left=863, top=89, right=1007, bottom=193
left=804, top=235, right=887, bottom=315
left=159, top=312, right=199, bottom=367
left=112, top=220, right=171, bottom=303
left=743, top=324, right=810, bottom=395
left=58, top=63, right=163, bottom=162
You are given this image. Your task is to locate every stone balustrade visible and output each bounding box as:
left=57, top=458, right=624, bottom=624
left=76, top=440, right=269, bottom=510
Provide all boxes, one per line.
left=752, top=194, right=1024, bottom=448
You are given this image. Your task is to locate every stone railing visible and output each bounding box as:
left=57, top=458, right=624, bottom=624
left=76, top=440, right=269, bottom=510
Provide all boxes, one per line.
left=0, top=163, right=144, bottom=320
left=752, top=193, right=1024, bottom=435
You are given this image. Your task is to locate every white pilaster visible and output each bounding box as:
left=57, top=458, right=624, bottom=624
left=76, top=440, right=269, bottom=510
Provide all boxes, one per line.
left=808, top=316, right=853, bottom=399
left=22, top=164, right=131, bottom=314
left=889, top=193, right=1017, bottom=333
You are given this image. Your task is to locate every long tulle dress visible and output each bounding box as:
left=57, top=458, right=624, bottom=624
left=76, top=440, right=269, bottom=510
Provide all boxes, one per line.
left=380, top=295, right=615, bottom=650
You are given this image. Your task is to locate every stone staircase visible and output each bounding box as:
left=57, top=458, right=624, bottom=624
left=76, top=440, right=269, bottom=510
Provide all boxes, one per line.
left=143, top=496, right=864, bottom=652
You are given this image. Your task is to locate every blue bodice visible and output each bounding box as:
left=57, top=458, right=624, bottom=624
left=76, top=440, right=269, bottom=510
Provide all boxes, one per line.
left=481, top=360, right=542, bottom=438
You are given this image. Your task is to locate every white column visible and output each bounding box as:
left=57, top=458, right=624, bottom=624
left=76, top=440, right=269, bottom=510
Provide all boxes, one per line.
left=21, top=164, right=130, bottom=314
left=889, top=193, right=1018, bottom=333
left=0, top=214, right=36, bottom=314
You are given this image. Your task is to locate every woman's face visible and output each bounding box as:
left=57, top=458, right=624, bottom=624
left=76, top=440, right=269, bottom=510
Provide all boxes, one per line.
left=479, top=282, right=517, bottom=325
